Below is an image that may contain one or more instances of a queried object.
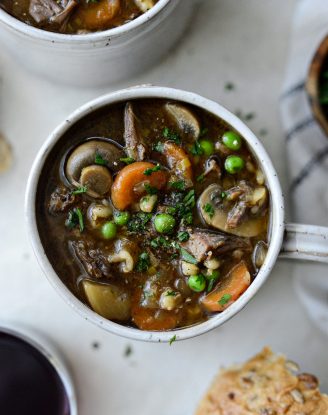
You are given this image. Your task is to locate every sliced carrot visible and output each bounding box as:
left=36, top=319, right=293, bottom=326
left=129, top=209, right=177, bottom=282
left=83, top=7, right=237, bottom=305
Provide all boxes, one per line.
left=131, top=290, right=178, bottom=331
left=111, top=161, right=167, bottom=210
left=163, top=142, right=193, bottom=182
left=201, top=261, right=251, bottom=312
left=72, top=0, right=120, bottom=31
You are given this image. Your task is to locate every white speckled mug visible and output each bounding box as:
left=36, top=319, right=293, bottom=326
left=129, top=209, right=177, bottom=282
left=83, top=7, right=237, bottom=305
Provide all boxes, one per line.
left=25, top=86, right=328, bottom=342
left=0, top=1, right=193, bottom=87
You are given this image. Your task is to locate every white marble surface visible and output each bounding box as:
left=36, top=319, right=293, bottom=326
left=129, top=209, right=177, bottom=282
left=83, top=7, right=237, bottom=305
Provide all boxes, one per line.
left=0, top=1, right=327, bottom=414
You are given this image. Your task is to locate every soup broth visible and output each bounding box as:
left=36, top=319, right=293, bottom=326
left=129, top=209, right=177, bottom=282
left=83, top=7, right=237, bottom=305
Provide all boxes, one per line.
left=36, top=99, right=270, bottom=331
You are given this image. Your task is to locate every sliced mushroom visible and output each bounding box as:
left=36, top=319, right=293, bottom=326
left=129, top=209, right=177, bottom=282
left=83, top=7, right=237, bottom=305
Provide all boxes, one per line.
left=65, top=139, right=124, bottom=198
left=198, top=184, right=267, bottom=237
left=133, top=0, right=155, bottom=12
left=252, top=241, right=268, bottom=270
left=180, top=228, right=251, bottom=263
left=124, top=102, right=147, bottom=161
left=83, top=279, right=131, bottom=321
left=165, top=102, right=200, bottom=139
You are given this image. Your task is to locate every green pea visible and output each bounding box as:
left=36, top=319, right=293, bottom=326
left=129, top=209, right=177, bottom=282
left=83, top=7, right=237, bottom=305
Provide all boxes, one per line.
left=154, top=213, right=176, bottom=234
left=199, top=139, right=214, bottom=156
left=222, top=131, right=242, bottom=150
left=114, top=211, right=130, bottom=226
left=224, top=155, right=245, bottom=174
left=188, top=274, right=206, bottom=292
left=101, top=221, right=117, bottom=239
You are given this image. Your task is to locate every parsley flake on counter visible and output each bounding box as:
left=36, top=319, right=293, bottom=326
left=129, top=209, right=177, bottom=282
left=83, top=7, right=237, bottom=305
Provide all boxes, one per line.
left=169, top=335, right=177, bottom=346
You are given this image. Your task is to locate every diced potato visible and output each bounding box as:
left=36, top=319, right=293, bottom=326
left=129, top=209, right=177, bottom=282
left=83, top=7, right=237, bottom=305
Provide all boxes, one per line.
left=83, top=280, right=131, bottom=321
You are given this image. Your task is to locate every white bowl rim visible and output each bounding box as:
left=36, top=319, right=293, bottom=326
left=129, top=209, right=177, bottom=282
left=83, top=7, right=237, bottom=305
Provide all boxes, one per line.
left=25, top=85, right=285, bottom=343
left=0, top=0, right=170, bottom=43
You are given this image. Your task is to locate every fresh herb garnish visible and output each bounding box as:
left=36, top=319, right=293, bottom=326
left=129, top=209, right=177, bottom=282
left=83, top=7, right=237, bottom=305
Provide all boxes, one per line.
left=72, top=186, right=88, bottom=195
left=120, top=157, right=135, bottom=165
left=196, top=173, right=205, bottom=183
left=143, top=164, right=161, bottom=176
left=66, top=208, right=84, bottom=232
left=166, top=189, right=195, bottom=226
left=183, top=189, right=196, bottom=208
left=163, top=127, right=181, bottom=144
left=218, top=293, right=232, bottom=306
left=244, top=112, right=255, bottom=121
left=169, top=180, right=185, bottom=191
left=180, top=248, right=198, bottom=265
left=150, top=236, right=170, bottom=249
left=144, top=183, right=158, bottom=195
left=190, top=140, right=203, bottom=156
left=124, top=345, right=133, bottom=357
left=200, top=127, right=208, bottom=137
left=203, top=203, right=214, bottom=218
left=206, top=270, right=220, bottom=293
left=177, top=231, right=189, bottom=242
left=221, top=191, right=227, bottom=199
left=169, top=335, right=177, bottom=346
left=225, top=82, right=235, bottom=91
left=127, top=212, right=152, bottom=233
left=166, top=290, right=177, bottom=296
left=153, top=141, right=164, bottom=153
left=136, top=252, right=150, bottom=272
left=95, top=152, right=107, bottom=165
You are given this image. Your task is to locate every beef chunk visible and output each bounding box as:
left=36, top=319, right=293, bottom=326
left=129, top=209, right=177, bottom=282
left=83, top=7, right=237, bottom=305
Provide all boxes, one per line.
left=181, top=228, right=251, bottom=262
left=48, top=186, right=76, bottom=215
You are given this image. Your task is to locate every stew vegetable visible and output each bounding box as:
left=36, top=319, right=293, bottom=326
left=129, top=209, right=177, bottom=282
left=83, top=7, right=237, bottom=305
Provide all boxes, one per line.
left=37, top=99, right=270, bottom=331
left=0, top=0, right=158, bottom=34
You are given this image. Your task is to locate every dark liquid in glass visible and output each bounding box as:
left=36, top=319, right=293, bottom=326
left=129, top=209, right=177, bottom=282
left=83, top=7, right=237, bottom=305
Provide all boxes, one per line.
left=0, top=332, right=71, bottom=415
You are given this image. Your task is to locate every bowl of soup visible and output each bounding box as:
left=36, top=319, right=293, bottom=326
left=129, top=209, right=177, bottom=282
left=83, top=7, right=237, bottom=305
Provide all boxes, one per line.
left=0, top=0, right=192, bottom=86
left=26, top=85, right=288, bottom=342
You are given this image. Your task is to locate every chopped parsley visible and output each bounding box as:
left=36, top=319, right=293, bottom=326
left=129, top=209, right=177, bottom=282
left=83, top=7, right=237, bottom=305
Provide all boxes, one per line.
left=150, top=236, right=170, bottom=249
left=218, top=293, right=232, bottom=306
left=183, top=189, right=196, bottom=208
left=94, top=152, right=107, bottom=166
left=169, top=335, right=177, bottom=346
left=120, top=157, right=135, bottom=165
left=72, top=186, right=88, bottom=195
left=221, top=191, right=227, bottom=199
left=136, top=252, right=150, bottom=272
left=162, top=127, right=181, bottom=144
left=127, top=212, right=152, bottom=233
left=203, top=203, right=215, bottom=218
left=124, top=345, right=133, bottom=357
left=200, top=127, right=208, bottom=137
left=166, top=290, right=177, bottom=297
left=224, top=82, right=235, bottom=91
left=180, top=248, right=198, bottom=265
left=153, top=141, right=164, bottom=153
left=196, top=173, right=205, bottom=183
left=166, top=189, right=195, bottom=226
left=143, top=164, right=161, bottom=176
left=144, top=183, right=158, bottom=195
left=190, top=140, right=203, bottom=156
left=169, top=180, right=185, bottom=191
left=206, top=270, right=220, bottom=293
left=244, top=112, right=255, bottom=121
left=66, top=208, right=84, bottom=232
left=177, top=231, right=189, bottom=242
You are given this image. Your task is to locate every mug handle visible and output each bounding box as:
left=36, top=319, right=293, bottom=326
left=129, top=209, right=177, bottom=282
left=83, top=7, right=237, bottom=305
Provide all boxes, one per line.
left=280, top=223, right=328, bottom=263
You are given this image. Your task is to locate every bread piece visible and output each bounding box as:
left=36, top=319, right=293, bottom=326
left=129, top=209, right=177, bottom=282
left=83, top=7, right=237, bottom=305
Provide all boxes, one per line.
left=196, top=347, right=328, bottom=415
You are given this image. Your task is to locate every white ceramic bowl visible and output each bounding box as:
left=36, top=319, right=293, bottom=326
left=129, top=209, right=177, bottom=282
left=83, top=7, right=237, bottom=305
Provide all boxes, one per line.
left=0, top=1, right=192, bottom=87
left=25, top=86, right=328, bottom=342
